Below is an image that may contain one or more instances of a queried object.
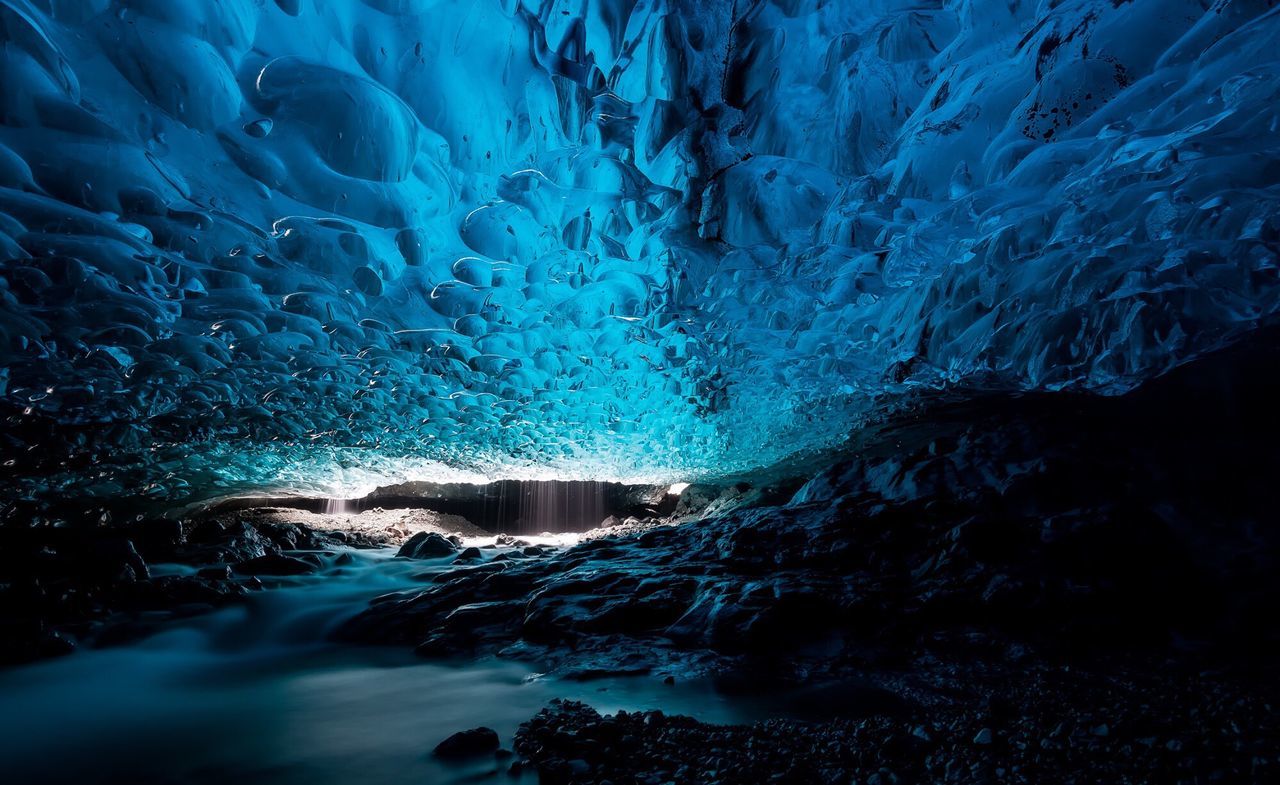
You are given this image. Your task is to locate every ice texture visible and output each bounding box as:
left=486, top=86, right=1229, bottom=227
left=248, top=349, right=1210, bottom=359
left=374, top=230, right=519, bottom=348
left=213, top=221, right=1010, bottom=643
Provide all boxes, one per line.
left=2, top=0, right=1279, bottom=503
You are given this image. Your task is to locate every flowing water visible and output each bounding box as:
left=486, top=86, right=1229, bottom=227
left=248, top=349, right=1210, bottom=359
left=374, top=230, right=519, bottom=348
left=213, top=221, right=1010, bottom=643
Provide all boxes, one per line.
left=0, top=544, right=776, bottom=784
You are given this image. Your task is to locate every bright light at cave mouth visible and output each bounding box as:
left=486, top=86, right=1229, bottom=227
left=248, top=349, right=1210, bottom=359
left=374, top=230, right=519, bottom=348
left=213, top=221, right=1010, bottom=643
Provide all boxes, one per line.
left=2, top=0, right=1278, bottom=510
left=221, top=458, right=678, bottom=506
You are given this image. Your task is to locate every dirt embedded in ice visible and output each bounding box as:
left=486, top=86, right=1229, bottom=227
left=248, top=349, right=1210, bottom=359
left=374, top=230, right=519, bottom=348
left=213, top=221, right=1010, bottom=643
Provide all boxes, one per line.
left=204, top=505, right=491, bottom=546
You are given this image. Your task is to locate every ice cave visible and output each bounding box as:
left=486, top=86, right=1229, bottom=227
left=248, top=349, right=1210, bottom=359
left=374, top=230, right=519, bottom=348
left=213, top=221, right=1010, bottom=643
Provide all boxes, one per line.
left=1, top=1, right=1279, bottom=783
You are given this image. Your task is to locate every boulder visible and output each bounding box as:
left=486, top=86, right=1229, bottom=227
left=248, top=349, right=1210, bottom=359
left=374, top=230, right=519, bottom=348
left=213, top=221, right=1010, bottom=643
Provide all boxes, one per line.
left=398, top=532, right=458, bottom=559
left=434, top=727, right=500, bottom=759
left=233, top=554, right=315, bottom=576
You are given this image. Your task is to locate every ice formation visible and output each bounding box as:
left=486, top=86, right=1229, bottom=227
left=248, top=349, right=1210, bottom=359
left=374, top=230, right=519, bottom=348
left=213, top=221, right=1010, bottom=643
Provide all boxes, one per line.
left=1, top=0, right=1279, bottom=503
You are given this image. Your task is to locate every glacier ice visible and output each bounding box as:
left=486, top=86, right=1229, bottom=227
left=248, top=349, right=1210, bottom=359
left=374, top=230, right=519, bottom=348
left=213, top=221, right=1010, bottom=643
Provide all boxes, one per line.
left=1, top=0, right=1279, bottom=505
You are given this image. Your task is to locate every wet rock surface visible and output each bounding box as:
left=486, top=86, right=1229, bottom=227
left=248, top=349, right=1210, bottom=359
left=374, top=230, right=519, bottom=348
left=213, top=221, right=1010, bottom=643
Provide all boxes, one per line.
left=0, top=511, right=385, bottom=665
left=433, top=726, right=500, bottom=759
left=398, top=531, right=459, bottom=559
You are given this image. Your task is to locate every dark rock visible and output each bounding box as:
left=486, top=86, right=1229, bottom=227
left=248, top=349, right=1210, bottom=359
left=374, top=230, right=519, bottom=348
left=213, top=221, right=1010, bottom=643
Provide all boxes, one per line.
left=186, top=519, right=277, bottom=563
left=434, top=726, right=500, bottom=759
left=232, top=554, right=315, bottom=576
left=38, top=630, right=76, bottom=659
left=398, top=532, right=457, bottom=559
left=133, top=575, right=248, bottom=605
left=106, top=538, right=150, bottom=582
left=0, top=620, right=63, bottom=667
left=132, top=518, right=186, bottom=556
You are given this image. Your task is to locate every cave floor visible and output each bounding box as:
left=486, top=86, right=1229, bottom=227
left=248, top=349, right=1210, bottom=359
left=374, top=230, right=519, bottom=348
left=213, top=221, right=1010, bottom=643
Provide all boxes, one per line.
left=0, top=544, right=779, bottom=785
left=1, top=503, right=1276, bottom=785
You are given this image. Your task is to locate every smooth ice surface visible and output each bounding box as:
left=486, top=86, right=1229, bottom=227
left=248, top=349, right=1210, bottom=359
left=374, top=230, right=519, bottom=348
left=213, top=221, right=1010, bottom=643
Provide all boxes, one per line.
left=2, top=1, right=1279, bottom=503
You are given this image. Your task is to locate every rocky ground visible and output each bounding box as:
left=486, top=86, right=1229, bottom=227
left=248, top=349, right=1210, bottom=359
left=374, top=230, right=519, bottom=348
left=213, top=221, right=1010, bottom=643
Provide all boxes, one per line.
left=512, top=666, right=1279, bottom=785
left=349, top=340, right=1280, bottom=783
left=344, top=478, right=1280, bottom=782
left=4, top=335, right=1280, bottom=782
left=0, top=503, right=497, bottom=666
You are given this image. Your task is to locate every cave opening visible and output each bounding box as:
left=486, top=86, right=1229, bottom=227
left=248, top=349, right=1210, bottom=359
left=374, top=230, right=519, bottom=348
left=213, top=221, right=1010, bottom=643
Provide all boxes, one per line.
left=213, top=479, right=682, bottom=535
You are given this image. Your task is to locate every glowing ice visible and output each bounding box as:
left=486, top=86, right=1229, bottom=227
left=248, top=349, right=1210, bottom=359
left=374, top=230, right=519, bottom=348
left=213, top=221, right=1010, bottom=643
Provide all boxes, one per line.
left=2, top=1, right=1279, bottom=504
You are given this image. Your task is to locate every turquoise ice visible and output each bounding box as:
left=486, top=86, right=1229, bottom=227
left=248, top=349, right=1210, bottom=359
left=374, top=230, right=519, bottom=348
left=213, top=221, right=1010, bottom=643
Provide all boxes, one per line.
left=2, top=0, right=1279, bottom=503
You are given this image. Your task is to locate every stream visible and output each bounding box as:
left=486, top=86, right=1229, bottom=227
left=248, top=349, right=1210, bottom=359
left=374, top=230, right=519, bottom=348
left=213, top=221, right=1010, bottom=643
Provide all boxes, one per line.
left=0, top=542, right=779, bottom=784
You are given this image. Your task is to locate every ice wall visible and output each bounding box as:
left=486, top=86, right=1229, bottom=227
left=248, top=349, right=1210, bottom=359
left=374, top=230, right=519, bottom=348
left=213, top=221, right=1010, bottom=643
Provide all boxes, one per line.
left=1, top=0, right=1279, bottom=504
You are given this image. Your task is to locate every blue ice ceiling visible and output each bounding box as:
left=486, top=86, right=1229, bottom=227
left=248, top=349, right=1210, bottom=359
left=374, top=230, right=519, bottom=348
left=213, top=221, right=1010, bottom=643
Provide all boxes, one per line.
left=1, top=0, right=1279, bottom=502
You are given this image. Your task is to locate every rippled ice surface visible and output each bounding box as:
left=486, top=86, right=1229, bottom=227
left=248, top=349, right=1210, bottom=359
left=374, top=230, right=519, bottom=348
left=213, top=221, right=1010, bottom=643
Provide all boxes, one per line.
left=5, top=1, right=1280, bottom=505
left=0, top=549, right=769, bottom=785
